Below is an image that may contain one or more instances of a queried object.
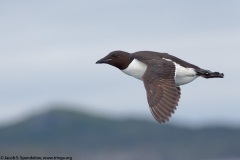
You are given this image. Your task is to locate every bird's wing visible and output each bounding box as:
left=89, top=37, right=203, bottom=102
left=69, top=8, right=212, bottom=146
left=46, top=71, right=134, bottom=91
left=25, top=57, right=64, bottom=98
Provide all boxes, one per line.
left=141, top=59, right=181, bottom=123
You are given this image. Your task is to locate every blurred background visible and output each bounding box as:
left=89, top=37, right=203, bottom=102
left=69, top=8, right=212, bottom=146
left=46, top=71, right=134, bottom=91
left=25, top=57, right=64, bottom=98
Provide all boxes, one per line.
left=0, top=0, right=240, bottom=160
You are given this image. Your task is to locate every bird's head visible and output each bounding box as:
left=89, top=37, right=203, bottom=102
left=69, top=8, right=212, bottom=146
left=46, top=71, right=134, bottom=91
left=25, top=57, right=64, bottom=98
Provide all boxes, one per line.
left=96, top=50, right=133, bottom=70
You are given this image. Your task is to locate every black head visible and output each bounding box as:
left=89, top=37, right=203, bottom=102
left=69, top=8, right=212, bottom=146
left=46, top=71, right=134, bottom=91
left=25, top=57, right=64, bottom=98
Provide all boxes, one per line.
left=96, top=50, right=133, bottom=70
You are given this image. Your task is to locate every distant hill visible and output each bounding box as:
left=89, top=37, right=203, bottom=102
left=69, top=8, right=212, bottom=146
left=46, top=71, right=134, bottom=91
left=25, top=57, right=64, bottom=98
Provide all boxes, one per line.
left=0, top=108, right=239, bottom=160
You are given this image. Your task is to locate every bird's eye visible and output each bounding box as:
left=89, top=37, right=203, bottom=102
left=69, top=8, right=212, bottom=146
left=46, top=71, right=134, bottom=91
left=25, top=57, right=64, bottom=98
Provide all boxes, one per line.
left=205, top=72, right=210, bottom=75
left=112, top=54, right=118, bottom=58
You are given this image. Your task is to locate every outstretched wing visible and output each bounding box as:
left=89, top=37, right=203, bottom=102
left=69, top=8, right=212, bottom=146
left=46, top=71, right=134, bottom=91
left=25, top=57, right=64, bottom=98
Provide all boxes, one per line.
left=141, top=59, right=181, bottom=123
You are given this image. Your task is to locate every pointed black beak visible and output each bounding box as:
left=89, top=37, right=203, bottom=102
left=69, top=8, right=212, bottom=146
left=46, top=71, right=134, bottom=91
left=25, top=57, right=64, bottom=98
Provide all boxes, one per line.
left=96, top=59, right=104, bottom=64
left=96, top=58, right=111, bottom=64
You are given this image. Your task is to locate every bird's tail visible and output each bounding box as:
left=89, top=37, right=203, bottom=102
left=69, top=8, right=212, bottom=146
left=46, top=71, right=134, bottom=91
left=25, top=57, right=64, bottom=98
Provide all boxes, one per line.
left=196, top=69, right=224, bottom=78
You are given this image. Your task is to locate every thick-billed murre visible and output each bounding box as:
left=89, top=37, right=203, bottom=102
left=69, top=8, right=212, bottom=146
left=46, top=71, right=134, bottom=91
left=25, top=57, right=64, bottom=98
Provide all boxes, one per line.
left=96, top=50, right=224, bottom=123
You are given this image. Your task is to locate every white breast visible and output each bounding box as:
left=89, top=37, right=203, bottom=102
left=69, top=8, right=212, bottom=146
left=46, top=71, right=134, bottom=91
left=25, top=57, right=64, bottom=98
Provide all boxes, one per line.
left=122, top=59, right=147, bottom=80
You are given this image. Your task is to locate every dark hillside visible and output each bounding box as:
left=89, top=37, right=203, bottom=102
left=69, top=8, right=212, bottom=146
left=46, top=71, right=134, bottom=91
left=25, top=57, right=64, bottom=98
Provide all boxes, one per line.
left=0, top=108, right=239, bottom=160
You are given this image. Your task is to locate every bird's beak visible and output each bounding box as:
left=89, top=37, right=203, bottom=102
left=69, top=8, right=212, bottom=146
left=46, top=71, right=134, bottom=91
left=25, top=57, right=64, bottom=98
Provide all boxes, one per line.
left=96, top=57, right=111, bottom=64
left=96, top=58, right=104, bottom=64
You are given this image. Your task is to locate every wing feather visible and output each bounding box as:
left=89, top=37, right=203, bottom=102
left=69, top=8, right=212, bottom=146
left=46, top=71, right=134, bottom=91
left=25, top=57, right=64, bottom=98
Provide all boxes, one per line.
left=141, top=59, right=181, bottom=123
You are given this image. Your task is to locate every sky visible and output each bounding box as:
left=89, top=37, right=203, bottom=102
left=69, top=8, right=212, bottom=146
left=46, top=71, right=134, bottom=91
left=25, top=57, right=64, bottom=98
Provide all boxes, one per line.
left=0, top=0, right=239, bottom=127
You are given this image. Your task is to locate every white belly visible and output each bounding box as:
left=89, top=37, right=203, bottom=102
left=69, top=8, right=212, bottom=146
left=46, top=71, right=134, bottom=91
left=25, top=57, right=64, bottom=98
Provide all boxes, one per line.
left=122, top=59, right=198, bottom=86
left=122, top=59, right=147, bottom=80
left=174, top=63, right=198, bottom=86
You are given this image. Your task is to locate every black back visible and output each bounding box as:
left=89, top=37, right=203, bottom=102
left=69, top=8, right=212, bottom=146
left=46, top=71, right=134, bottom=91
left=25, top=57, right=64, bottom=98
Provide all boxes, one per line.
left=132, top=51, right=200, bottom=69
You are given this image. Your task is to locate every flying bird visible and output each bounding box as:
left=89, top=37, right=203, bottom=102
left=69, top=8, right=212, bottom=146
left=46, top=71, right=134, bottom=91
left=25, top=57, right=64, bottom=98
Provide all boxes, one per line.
left=96, top=51, right=224, bottom=123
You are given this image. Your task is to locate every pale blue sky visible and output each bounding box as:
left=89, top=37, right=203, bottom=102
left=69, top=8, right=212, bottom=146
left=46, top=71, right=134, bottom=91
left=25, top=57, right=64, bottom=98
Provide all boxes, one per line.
left=0, top=0, right=239, bottom=127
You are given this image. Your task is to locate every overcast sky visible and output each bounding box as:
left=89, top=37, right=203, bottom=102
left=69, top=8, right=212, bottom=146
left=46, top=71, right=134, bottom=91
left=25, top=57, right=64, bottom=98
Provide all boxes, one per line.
left=0, top=0, right=239, bottom=127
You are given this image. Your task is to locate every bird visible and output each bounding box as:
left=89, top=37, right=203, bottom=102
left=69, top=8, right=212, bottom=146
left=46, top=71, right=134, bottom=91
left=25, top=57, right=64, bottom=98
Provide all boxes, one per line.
left=96, top=50, right=224, bottom=123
